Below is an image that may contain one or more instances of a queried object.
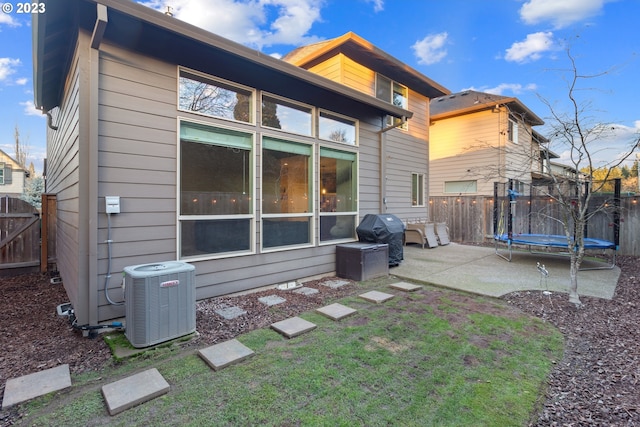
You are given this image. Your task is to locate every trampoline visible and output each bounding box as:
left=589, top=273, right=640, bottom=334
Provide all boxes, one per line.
left=493, top=179, right=620, bottom=270
left=494, top=233, right=617, bottom=269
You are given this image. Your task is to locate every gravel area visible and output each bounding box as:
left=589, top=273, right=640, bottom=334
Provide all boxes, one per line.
left=1, top=254, right=639, bottom=426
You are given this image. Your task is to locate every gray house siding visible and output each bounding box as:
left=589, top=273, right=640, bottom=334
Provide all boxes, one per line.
left=92, top=40, right=390, bottom=321
left=35, top=1, right=430, bottom=325
left=45, top=36, right=87, bottom=322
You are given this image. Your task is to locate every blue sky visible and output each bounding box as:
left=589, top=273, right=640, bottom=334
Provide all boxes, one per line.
left=1, top=0, right=638, bottom=175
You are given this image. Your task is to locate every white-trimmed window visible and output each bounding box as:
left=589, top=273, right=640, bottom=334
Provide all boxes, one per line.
left=319, top=147, right=357, bottom=242
left=444, top=180, right=477, bottom=194
left=411, top=173, right=424, bottom=206
left=376, top=73, right=408, bottom=130
left=179, top=121, right=254, bottom=258
left=508, top=116, right=519, bottom=143
left=261, top=94, right=313, bottom=137
left=261, top=137, right=313, bottom=249
left=319, top=111, right=357, bottom=145
left=0, top=163, right=4, bottom=185
left=178, top=69, right=254, bottom=123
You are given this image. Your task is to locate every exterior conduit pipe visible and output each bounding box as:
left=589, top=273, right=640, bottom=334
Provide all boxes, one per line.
left=46, top=111, right=58, bottom=131
left=377, top=116, right=408, bottom=213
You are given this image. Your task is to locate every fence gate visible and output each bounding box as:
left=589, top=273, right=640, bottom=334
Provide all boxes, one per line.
left=0, top=196, right=41, bottom=272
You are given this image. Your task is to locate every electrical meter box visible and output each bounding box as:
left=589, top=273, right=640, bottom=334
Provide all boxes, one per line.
left=336, top=243, right=389, bottom=281
left=124, top=261, right=196, bottom=348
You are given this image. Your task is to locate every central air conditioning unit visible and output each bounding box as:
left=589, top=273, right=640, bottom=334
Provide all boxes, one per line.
left=124, top=261, right=196, bottom=348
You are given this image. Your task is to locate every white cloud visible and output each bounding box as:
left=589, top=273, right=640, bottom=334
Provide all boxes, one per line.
left=139, top=0, right=323, bottom=49
left=20, top=100, right=43, bottom=117
left=15, top=77, right=28, bottom=85
left=505, top=32, right=554, bottom=63
left=412, top=32, right=448, bottom=66
left=0, top=7, right=21, bottom=27
left=520, top=0, right=606, bottom=29
left=366, top=0, right=384, bottom=13
left=0, top=57, right=21, bottom=81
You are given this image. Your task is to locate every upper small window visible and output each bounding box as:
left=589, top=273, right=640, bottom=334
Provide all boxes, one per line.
left=261, top=94, right=313, bottom=136
left=508, top=116, right=519, bottom=143
left=444, top=180, right=477, bottom=194
left=179, top=69, right=253, bottom=123
left=0, top=163, right=4, bottom=185
left=319, top=111, right=357, bottom=145
left=411, top=173, right=424, bottom=206
left=376, top=74, right=408, bottom=130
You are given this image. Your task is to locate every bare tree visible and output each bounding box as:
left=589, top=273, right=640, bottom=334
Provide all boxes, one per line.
left=538, top=49, right=640, bottom=306
left=13, top=124, right=29, bottom=168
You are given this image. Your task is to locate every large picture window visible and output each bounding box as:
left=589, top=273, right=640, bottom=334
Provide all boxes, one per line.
left=179, top=70, right=253, bottom=123
left=320, top=148, right=357, bottom=242
left=262, top=138, right=313, bottom=249
left=179, top=121, right=253, bottom=257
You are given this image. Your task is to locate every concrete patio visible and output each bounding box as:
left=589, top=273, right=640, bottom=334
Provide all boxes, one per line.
left=393, top=243, right=620, bottom=300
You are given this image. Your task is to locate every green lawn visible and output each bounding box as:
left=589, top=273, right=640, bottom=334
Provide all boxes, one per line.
left=18, top=284, right=563, bottom=426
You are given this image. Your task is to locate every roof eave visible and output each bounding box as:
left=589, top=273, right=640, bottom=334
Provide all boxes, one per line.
left=33, top=0, right=413, bottom=120
left=286, top=32, right=449, bottom=99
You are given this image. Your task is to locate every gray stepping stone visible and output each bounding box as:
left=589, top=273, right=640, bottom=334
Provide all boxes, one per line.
left=359, top=290, right=395, bottom=303
left=271, top=316, right=317, bottom=338
left=102, top=368, right=169, bottom=416
left=215, top=305, right=247, bottom=320
left=320, top=279, right=350, bottom=289
left=293, top=286, right=319, bottom=296
left=198, top=339, right=255, bottom=371
left=258, top=295, right=286, bottom=306
left=316, top=303, right=357, bottom=321
left=2, top=364, right=71, bottom=409
left=389, top=282, right=423, bottom=292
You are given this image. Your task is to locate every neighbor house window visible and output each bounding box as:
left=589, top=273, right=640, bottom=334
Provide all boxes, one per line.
left=444, top=180, right=477, bottom=194
left=179, top=121, right=254, bottom=258
left=411, top=173, right=424, bottom=206
left=261, top=94, right=313, bottom=136
left=319, top=111, right=357, bottom=145
left=0, top=163, right=4, bottom=185
left=178, top=69, right=253, bottom=123
left=261, top=137, right=313, bottom=249
left=508, top=116, right=519, bottom=143
left=319, top=147, right=357, bottom=242
left=376, top=73, right=408, bottom=130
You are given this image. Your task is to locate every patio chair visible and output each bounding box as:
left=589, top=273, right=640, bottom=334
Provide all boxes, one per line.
left=435, top=222, right=450, bottom=245
left=404, top=222, right=439, bottom=249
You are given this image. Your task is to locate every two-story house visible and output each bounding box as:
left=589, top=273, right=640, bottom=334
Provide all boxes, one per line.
left=429, top=90, right=544, bottom=197
left=284, top=32, right=449, bottom=216
left=32, top=1, right=448, bottom=326
left=0, top=149, right=28, bottom=198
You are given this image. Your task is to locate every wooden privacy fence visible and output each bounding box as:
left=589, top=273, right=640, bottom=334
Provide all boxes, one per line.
left=0, top=196, right=41, bottom=270
left=428, top=194, right=640, bottom=256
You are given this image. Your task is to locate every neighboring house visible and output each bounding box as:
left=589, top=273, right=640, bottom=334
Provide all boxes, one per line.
left=33, top=0, right=448, bottom=326
left=429, top=90, right=544, bottom=196
left=0, top=149, right=27, bottom=197
left=283, top=32, right=449, bottom=215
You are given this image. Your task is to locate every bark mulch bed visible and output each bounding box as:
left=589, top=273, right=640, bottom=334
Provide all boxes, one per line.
left=1, top=255, right=639, bottom=426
